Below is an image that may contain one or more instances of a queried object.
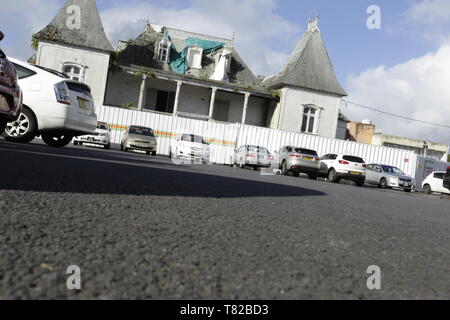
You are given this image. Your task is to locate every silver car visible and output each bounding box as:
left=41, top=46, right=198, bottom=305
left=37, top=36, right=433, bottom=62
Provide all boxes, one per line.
left=121, top=125, right=157, bottom=156
left=366, top=163, right=415, bottom=192
left=277, top=146, right=321, bottom=179
left=234, top=145, right=273, bottom=170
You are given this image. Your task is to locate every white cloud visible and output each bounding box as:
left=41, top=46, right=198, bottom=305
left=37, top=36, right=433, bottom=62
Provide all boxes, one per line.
left=0, top=0, right=60, bottom=60
left=100, top=0, right=301, bottom=76
left=345, top=43, right=450, bottom=145
left=402, top=0, right=450, bottom=45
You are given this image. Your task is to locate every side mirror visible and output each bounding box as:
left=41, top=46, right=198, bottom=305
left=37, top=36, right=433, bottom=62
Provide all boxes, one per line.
left=0, top=31, right=4, bottom=41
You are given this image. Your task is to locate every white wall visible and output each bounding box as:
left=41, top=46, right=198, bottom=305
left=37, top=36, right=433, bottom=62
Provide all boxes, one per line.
left=104, top=71, right=141, bottom=107
left=36, top=41, right=110, bottom=108
left=278, top=86, right=341, bottom=139
left=97, top=105, right=419, bottom=177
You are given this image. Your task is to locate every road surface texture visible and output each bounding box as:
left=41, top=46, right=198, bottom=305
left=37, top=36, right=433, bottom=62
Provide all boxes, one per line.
left=1, top=139, right=449, bottom=299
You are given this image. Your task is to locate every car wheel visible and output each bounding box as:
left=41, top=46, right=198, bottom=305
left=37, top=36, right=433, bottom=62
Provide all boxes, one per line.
left=292, top=171, right=300, bottom=178
left=239, top=158, right=245, bottom=169
left=423, top=184, right=432, bottom=194
left=152, top=151, right=156, bottom=156
left=355, top=179, right=365, bottom=187
left=328, top=169, right=338, bottom=183
left=380, top=178, right=388, bottom=189
left=104, top=143, right=110, bottom=150
left=0, top=119, right=7, bottom=134
left=404, top=189, right=412, bottom=193
left=281, top=161, right=289, bottom=176
left=41, top=133, right=74, bottom=148
left=73, top=141, right=78, bottom=146
left=3, top=107, right=37, bottom=143
left=308, top=173, right=318, bottom=180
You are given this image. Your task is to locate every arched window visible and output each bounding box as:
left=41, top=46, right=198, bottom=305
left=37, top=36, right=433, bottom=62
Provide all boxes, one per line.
left=63, top=64, right=82, bottom=81
left=300, top=105, right=320, bottom=134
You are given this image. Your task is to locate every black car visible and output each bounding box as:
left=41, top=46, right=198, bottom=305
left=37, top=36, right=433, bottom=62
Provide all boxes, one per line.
left=444, top=167, right=450, bottom=191
left=0, top=31, right=22, bottom=133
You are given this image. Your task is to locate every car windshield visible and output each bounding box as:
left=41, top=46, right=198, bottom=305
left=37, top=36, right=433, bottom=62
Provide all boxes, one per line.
left=248, top=146, right=270, bottom=154
left=97, top=122, right=108, bottom=130
left=130, top=127, right=154, bottom=137
left=343, top=156, right=365, bottom=163
left=381, top=165, right=404, bottom=174
left=181, top=134, right=207, bottom=144
left=294, top=148, right=318, bottom=156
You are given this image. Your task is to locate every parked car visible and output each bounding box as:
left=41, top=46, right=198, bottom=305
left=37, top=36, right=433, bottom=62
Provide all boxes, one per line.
left=121, top=125, right=157, bottom=155
left=443, top=167, right=450, bottom=191
left=276, top=146, right=321, bottom=179
left=319, top=153, right=366, bottom=186
left=0, top=32, right=22, bottom=134
left=422, top=171, right=450, bottom=195
left=234, top=145, right=273, bottom=170
left=169, top=133, right=210, bottom=163
left=366, top=164, right=415, bottom=192
left=3, top=57, right=96, bottom=147
left=73, top=121, right=111, bottom=149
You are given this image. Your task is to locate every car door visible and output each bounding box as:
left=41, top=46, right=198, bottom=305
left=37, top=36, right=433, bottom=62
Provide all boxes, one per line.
left=319, top=154, right=330, bottom=173
left=365, top=165, right=376, bottom=184
left=432, top=173, right=447, bottom=193
left=366, top=165, right=380, bottom=184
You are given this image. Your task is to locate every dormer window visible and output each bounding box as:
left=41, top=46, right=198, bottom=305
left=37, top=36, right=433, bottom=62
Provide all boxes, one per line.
left=156, top=39, right=171, bottom=63
left=187, top=46, right=203, bottom=69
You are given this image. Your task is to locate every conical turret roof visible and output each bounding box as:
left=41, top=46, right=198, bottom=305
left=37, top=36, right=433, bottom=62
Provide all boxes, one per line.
left=34, top=0, right=113, bottom=52
left=263, top=18, right=347, bottom=96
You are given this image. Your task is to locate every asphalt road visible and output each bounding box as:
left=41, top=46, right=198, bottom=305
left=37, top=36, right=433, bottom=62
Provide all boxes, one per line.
left=0, top=138, right=449, bottom=300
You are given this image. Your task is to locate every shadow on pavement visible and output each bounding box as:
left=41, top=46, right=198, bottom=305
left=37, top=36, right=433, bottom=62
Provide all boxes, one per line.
left=0, top=141, right=326, bottom=198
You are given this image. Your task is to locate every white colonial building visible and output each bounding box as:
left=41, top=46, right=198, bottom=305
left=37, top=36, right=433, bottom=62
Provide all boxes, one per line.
left=33, top=0, right=347, bottom=139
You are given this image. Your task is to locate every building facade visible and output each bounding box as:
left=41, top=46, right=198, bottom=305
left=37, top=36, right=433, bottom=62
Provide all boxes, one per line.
left=33, top=0, right=347, bottom=138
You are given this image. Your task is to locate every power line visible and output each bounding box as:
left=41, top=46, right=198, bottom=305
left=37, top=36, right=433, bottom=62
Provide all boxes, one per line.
left=342, top=99, right=450, bottom=129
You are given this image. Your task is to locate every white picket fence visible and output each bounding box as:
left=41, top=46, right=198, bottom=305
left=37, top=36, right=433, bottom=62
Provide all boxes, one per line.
left=97, top=105, right=419, bottom=176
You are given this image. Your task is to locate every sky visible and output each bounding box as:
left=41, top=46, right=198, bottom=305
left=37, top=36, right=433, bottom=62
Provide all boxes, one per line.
left=1, top=0, right=450, bottom=145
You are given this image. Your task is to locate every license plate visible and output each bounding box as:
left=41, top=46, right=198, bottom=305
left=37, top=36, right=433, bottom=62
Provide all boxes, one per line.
left=349, top=171, right=362, bottom=175
left=303, top=157, right=313, bottom=161
left=77, top=97, right=89, bottom=111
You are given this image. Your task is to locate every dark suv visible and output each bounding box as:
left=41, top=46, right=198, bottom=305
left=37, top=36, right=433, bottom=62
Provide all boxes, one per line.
left=0, top=31, right=22, bottom=134
left=444, top=167, right=450, bottom=191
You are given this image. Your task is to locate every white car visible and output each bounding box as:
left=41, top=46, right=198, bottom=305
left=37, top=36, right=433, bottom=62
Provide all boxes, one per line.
left=73, top=121, right=111, bottom=149
left=3, top=57, right=96, bottom=147
left=422, top=171, right=450, bottom=195
left=234, top=145, right=273, bottom=170
left=318, top=153, right=367, bottom=186
left=169, top=133, right=210, bottom=163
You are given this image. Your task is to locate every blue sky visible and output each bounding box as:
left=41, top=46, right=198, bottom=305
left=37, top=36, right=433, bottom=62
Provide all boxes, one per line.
left=1, top=0, right=450, bottom=145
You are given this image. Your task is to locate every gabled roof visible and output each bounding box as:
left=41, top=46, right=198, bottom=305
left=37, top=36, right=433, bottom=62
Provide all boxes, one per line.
left=116, top=24, right=259, bottom=88
left=262, top=18, right=347, bottom=97
left=34, top=0, right=113, bottom=52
